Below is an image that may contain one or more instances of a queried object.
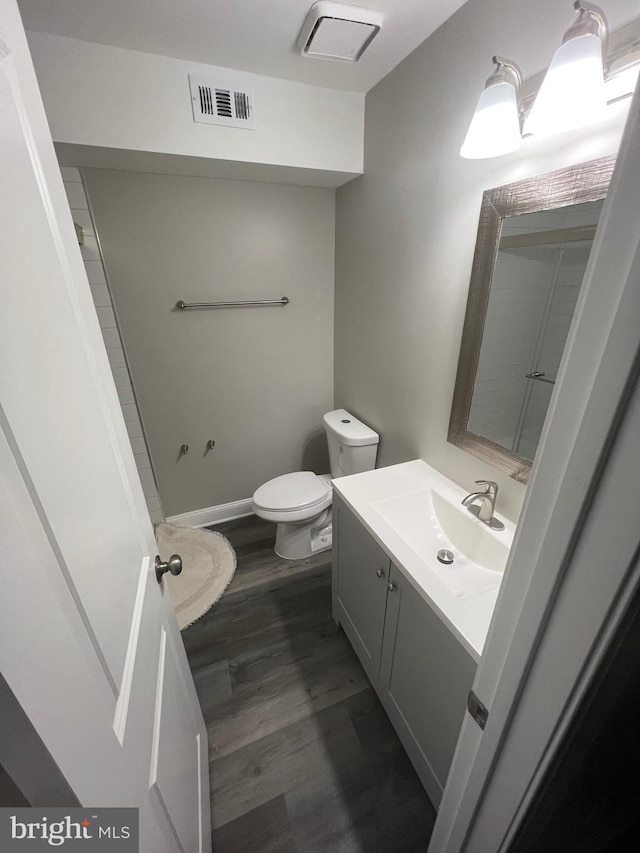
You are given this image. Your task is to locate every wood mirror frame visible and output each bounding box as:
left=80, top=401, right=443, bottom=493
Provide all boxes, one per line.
left=448, top=155, right=617, bottom=484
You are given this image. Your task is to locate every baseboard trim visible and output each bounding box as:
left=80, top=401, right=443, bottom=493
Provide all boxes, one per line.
left=166, top=498, right=254, bottom=529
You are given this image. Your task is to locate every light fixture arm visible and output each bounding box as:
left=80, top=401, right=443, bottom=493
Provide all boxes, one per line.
left=486, top=56, right=522, bottom=92
left=563, top=2, right=608, bottom=50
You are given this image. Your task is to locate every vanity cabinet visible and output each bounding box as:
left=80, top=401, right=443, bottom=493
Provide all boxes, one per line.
left=379, top=563, right=477, bottom=805
left=332, top=494, right=477, bottom=806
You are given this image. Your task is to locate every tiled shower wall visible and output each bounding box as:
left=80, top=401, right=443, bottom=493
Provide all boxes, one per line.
left=61, top=167, right=164, bottom=525
left=468, top=203, right=598, bottom=458
left=514, top=245, right=586, bottom=459
left=468, top=252, right=554, bottom=448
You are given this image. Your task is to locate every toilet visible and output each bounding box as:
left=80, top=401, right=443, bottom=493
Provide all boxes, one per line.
left=252, top=409, right=379, bottom=560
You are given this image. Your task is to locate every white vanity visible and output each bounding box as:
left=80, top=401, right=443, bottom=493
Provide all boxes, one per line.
left=331, top=459, right=515, bottom=807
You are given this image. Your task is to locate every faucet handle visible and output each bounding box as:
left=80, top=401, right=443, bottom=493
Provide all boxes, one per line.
left=475, top=479, right=498, bottom=495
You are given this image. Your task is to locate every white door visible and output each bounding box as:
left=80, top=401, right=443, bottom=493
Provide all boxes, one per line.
left=0, top=3, right=211, bottom=851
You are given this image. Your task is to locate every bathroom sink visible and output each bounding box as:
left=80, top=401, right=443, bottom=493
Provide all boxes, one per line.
left=372, top=488, right=510, bottom=599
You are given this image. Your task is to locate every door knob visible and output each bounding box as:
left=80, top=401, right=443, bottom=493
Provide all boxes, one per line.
left=387, top=581, right=396, bottom=592
left=156, top=554, right=182, bottom=584
left=376, top=568, right=385, bottom=578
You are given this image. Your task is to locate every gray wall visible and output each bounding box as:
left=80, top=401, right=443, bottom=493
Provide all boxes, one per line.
left=334, top=0, right=632, bottom=522
left=83, top=169, right=334, bottom=517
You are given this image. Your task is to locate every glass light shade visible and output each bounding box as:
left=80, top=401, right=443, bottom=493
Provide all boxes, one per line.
left=523, top=33, right=606, bottom=136
left=460, top=81, right=522, bottom=159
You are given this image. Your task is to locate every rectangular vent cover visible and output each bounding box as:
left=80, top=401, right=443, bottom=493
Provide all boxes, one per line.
left=189, top=74, right=255, bottom=129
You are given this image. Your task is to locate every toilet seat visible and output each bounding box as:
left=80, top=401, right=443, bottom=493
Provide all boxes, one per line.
left=253, top=471, right=332, bottom=522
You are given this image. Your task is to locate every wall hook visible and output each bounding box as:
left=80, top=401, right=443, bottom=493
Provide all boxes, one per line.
left=206, top=439, right=216, bottom=452
left=180, top=444, right=189, bottom=456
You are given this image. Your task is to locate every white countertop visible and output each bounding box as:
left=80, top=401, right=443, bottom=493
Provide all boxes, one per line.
left=332, top=459, right=515, bottom=662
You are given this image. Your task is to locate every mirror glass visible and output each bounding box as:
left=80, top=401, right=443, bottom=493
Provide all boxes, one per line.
left=448, top=156, right=616, bottom=483
left=468, top=199, right=603, bottom=461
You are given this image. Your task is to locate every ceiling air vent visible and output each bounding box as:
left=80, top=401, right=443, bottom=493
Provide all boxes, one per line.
left=189, top=74, right=255, bottom=129
left=297, top=1, right=383, bottom=62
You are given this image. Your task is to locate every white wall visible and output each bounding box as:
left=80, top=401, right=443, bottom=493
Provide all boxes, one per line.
left=26, top=32, right=364, bottom=182
left=334, top=0, right=632, bottom=522
left=60, top=168, right=164, bottom=524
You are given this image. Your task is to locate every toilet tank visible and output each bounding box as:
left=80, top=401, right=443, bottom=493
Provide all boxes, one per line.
left=323, top=409, right=379, bottom=478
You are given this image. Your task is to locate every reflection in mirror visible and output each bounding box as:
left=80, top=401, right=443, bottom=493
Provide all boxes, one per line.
left=468, top=199, right=602, bottom=461
left=448, top=156, right=616, bottom=483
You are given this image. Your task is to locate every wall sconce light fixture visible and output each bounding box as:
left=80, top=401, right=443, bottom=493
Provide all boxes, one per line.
left=460, top=1, right=640, bottom=159
left=523, top=1, right=607, bottom=137
left=460, top=56, right=522, bottom=159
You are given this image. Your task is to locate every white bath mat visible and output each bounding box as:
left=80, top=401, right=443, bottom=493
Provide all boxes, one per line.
left=156, top=523, right=236, bottom=630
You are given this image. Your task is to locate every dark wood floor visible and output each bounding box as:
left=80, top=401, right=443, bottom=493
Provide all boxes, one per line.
left=181, top=515, right=436, bottom=853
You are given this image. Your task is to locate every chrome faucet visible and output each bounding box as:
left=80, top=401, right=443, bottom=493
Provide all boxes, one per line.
left=461, top=480, right=505, bottom=530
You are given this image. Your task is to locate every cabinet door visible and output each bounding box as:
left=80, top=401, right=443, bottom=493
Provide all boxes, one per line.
left=379, top=565, right=477, bottom=806
left=333, top=496, right=390, bottom=685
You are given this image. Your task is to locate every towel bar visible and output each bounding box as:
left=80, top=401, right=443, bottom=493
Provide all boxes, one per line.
left=176, top=297, right=290, bottom=310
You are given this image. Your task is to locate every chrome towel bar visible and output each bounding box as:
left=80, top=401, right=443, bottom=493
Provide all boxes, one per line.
left=176, top=297, right=290, bottom=310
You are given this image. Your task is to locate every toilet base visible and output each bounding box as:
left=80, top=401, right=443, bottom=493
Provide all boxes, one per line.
left=274, top=509, right=333, bottom=560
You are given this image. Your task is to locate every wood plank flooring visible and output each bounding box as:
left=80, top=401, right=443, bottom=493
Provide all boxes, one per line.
left=182, top=515, right=436, bottom=852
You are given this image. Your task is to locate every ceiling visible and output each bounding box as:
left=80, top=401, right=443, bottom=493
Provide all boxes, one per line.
left=17, top=0, right=469, bottom=93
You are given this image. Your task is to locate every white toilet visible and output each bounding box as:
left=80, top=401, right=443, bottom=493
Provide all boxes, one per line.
left=252, top=409, right=379, bottom=560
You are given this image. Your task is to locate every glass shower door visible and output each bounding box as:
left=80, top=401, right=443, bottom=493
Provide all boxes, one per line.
left=513, top=239, right=594, bottom=458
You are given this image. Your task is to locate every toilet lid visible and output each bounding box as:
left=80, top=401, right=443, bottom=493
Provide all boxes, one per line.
left=253, top=472, right=330, bottom=512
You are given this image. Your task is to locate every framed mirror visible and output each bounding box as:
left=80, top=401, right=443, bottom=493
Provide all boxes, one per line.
left=448, top=156, right=616, bottom=483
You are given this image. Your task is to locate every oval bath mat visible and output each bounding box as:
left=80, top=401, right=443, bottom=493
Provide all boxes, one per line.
left=156, top=523, right=236, bottom=630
